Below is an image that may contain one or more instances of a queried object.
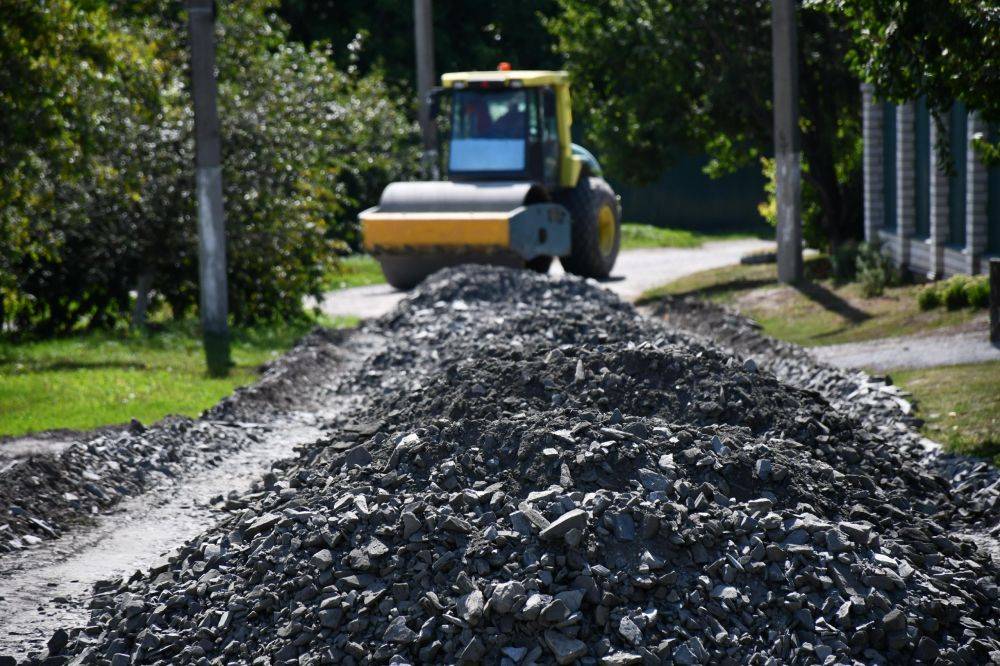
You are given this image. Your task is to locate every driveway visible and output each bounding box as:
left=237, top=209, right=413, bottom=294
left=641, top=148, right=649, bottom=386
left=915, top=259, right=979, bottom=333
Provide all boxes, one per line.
left=317, top=238, right=774, bottom=319
left=810, top=329, right=1000, bottom=371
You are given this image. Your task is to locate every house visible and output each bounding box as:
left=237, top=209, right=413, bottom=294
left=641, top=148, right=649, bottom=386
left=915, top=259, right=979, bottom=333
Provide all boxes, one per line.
left=861, top=83, right=1000, bottom=277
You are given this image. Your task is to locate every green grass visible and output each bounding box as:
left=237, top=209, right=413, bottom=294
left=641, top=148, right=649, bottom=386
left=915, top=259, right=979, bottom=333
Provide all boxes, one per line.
left=641, top=259, right=983, bottom=347
left=324, top=255, right=384, bottom=290
left=619, top=223, right=762, bottom=250
left=893, top=361, right=1000, bottom=464
left=0, top=315, right=357, bottom=438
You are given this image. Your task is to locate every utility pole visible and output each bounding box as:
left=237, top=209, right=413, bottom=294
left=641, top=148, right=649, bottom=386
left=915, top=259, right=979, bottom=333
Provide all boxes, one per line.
left=771, top=0, right=803, bottom=284
left=990, top=258, right=999, bottom=345
left=414, top=0, right=437, bottom=176
left=187, top=0, right=230, bottom=376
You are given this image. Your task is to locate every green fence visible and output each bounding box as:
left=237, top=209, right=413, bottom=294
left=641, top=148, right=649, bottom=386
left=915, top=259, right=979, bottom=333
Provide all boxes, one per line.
left=607, top=155, right=769, bottom=233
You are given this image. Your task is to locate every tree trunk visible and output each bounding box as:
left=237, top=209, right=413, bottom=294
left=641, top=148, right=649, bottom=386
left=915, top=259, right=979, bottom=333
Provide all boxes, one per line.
left=132, top=270, right=154, bottom=330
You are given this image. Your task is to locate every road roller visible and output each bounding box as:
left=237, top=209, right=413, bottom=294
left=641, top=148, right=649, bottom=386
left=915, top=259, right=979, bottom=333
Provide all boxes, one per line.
left=360, top=67, right=621, bottom=289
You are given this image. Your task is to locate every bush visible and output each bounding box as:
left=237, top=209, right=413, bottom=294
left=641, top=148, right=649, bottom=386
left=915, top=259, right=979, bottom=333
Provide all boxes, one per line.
left=965, top=276, right=991, bottom=308
left=830, top=241, right=859, bottom=283
left=942, top=276, right=970, bottom=310
left=855, top=240, right=897, bottom=298
left=1, top=0, right=419, bottom=336
left=917, top=284, right=941, bottom=310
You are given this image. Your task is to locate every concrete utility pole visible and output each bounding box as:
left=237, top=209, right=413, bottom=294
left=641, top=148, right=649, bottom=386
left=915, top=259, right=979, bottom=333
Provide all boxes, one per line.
left=187, top=0, right=231, bottom=376
left=990, top=258, right=999, bottom=345
left=771, top=0, right=803, bottom=283
left=414, top=0, right=437, bottom=175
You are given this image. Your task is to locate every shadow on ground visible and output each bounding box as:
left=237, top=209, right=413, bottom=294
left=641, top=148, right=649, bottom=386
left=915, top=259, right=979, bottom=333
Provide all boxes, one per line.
left=636, top=278, right=776, bottom=305
left=794, top=282, right=871, bottom=324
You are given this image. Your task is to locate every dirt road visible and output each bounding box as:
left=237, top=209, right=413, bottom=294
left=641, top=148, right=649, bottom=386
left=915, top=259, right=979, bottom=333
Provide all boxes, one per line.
left=810, top=327, right=1000, bottom=371
left=317, top=238, right=773, bottom=319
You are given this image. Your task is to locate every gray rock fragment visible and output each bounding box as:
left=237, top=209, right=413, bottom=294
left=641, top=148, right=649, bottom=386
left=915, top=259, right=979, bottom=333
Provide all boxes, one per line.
left=383, top=616, right=416, bottom=644
left=457, top=590, right=485, bottom=625
left=618, top=616, right=642, bottom=645
left=544, top=630, right=588, bottom=665
left=540, top=508, right=587, bottom=540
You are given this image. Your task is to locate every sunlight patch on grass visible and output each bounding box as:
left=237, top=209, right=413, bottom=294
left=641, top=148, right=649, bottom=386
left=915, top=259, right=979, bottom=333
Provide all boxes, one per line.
left=892, top=361, right=1000, bottom=464
left=641, top=260, right=982, bottom=347
left=325, top=255, right=384, bottom=290
left=0, top=316, right=357, bottom=438
left=620, top=223, right=760, bottom=250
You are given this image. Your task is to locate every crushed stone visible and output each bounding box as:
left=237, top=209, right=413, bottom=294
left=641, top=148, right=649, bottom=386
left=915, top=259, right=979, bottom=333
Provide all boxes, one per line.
left=11, top=267, right=999, bottom=665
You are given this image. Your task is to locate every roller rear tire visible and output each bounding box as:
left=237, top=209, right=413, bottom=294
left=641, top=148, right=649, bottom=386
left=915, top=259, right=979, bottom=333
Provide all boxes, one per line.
left=556, top=177, right=621, bottom=279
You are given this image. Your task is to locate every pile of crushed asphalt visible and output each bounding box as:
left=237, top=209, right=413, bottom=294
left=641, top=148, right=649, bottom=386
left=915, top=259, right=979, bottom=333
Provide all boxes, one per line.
left=13, top=267, right=1000, bottom=665
left=651, top=295, right=999, bottom=536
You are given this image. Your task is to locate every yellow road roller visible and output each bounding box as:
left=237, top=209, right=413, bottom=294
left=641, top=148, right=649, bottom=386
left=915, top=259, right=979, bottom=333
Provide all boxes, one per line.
left=360, top=67, right=621, bottom=289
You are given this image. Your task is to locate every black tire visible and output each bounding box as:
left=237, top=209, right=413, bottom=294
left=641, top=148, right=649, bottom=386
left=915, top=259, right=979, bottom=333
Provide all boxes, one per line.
left=556, top=176, right=621, bottom=278
left=525, top=256, right=553, bottom=274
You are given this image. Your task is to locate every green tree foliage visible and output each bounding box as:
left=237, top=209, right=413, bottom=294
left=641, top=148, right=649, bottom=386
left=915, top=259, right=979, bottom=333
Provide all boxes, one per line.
left=278, top=0, right=561, bottom=88
left=831, top=0, right=1000, bottom=163
left=1, top=0, right=418, bottom=336
left=546, top=1, right=863, bottom=250
left=1, top=0, right=163, bottom=333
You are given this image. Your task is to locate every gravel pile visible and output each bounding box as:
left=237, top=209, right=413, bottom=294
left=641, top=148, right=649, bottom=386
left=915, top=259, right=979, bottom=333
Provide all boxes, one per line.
left=651, top=295, right=1000, bottom=535
left=0, top=329, right=347, bottom=554
left=35, top=267, right=1000, bottom=664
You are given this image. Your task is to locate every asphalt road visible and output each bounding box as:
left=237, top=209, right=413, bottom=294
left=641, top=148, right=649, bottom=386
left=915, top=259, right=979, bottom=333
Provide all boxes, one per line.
left=317, top=238, right=774, bottom=319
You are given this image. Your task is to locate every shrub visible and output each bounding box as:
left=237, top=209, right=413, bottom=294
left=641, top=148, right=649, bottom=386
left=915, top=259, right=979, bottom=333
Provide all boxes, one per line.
left=830, top=241, right=859, bottom=283
left=964, top=276, right=990, bottom=308
left=855, top=240, right=897, bottom=298
left=1, top=0, right=419, bottom=336
left=942, top=276, right=970, bottom=310
left=917, top=284, right=941, bottom=310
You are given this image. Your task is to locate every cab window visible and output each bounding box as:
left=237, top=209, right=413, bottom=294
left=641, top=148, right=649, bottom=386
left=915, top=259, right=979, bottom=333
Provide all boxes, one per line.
left=450, top=90, right=527, bottom=172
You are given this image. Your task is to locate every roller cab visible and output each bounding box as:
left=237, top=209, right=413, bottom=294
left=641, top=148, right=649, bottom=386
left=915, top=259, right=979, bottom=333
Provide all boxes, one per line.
left=361, top=67, right=621, bottom=289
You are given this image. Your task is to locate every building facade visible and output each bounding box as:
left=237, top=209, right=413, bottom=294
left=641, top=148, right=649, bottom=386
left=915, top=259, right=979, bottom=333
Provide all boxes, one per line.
left=861, top=83, right=1000, bottom=277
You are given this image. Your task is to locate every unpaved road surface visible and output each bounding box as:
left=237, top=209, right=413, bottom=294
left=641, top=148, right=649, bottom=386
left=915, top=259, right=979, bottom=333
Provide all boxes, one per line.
left=0, top=415, right=318, bottom=656
left=317, top=238, right=773, bottom=319
left=811, top=327, right=1000, bottom=371
left=0, top=330, right=380, bottom=661
left=3, top=267, right=998, bottom=665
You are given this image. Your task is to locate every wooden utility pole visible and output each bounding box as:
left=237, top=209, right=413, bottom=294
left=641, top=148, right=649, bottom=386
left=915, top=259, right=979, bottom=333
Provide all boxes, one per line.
left=771, top=0, right=803, bottom=284
left=414, top=0, right=437, bottom=175
left=187, top=0, right=230, bottom=376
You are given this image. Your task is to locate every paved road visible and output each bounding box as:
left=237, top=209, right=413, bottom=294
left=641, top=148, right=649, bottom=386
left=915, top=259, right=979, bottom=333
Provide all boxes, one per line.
left=318, top=238, right=774, bottom=319
left=811, top=328, right=1000, bottom=371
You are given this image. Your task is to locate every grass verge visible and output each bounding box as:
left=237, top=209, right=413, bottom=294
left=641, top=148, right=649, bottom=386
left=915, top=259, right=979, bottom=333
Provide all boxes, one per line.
left=640, top=259, right=984, bottom=347
left=325, top=255, right=384, bottom=290
left=619, top=223, right=762, bottom=250
left=0, top=315, right=357, bottom=438
left=893, top=361, right=1000, bottom=464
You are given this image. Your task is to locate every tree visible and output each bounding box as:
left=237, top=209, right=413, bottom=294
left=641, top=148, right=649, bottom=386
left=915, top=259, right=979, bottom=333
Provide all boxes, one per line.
left=546, top=1, right=863, bottom=250
left=1, top=0, right=419, bottom=336
left=831, top=0, right=1000, bottom=162
left=278, top=0, right=561, bottom=88
left=0, top=0, right=163, bottom=334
